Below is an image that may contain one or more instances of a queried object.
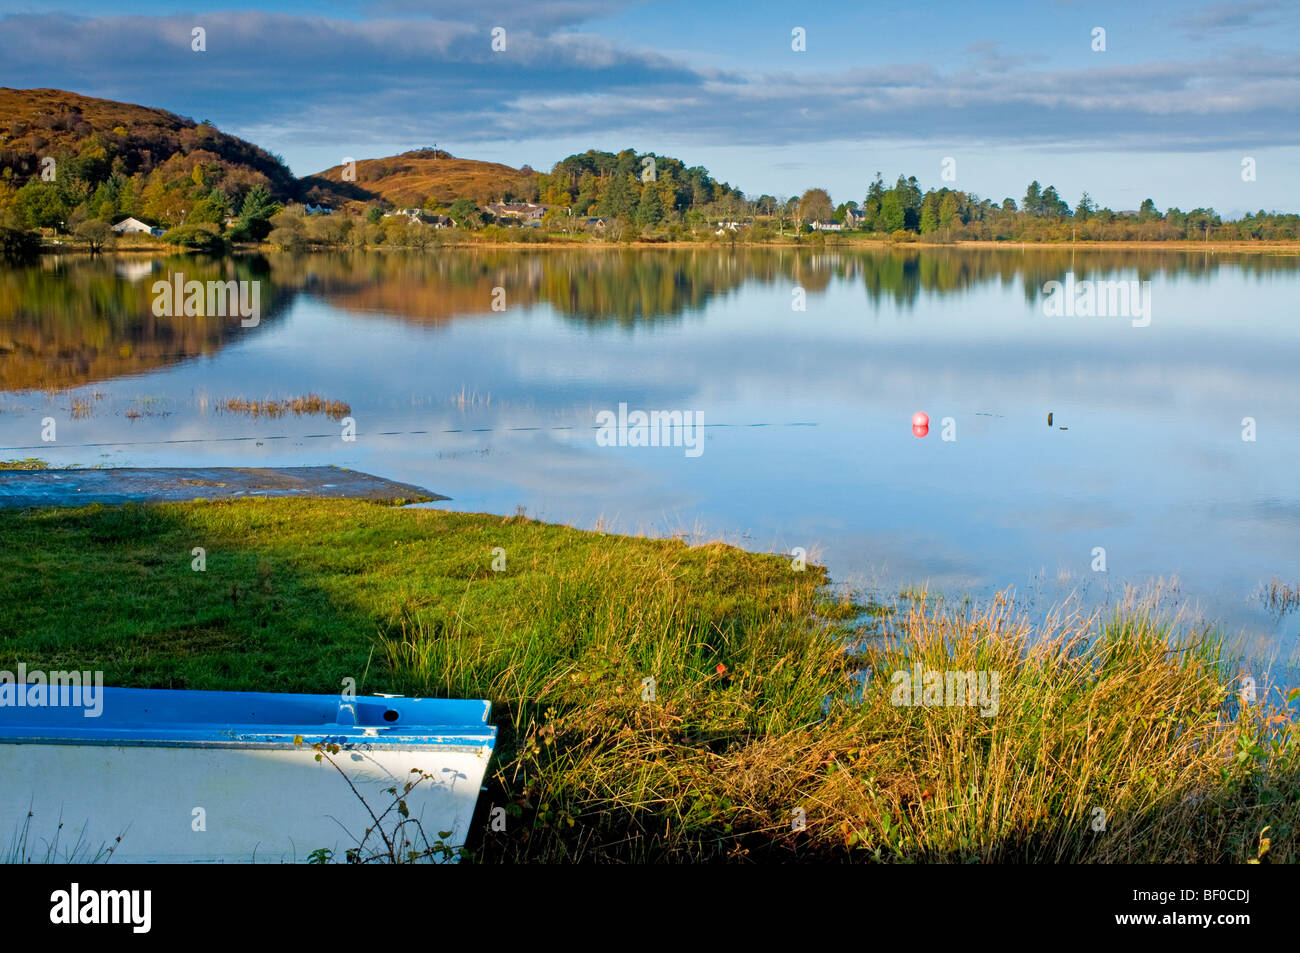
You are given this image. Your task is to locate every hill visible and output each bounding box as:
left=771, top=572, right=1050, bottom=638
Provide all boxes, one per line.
left=301, top=149, right=540, bottom=209
left=0, top=88, right=297, bottom=230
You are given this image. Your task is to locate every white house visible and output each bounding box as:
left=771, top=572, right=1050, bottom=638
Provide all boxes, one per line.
left=112, top=217, right=165, bottom=236
left=485, top=202, right=551, bottom=222
left=383, top=208, right=431, bottom=225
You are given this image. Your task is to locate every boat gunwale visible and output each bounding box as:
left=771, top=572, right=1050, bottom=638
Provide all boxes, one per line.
left=0, top=733, right=496, bottom=751
left=0, top=687, right=497, bottom=748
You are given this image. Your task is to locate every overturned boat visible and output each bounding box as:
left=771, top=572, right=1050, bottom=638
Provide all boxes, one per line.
left=0, top=685, right=496, bottom=863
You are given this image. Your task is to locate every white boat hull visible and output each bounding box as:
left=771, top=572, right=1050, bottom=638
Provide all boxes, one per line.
left=0, top=687, right=497, bottom=863
left=3, top=741, right=492, bottom=863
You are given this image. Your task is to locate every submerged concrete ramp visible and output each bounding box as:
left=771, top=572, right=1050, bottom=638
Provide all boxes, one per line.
left=0, top=467, right=446, bottom=507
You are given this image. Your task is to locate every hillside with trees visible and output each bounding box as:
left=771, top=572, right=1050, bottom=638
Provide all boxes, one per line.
left=539, top=149, right=747, bottom=225
left=0, top=89, right=1295, bottom=248
left=0, top=88, right=296, bottom=241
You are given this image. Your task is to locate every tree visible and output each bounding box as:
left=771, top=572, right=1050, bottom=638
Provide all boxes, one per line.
left=1023, top=181, right=1043, bottom=216
left=919, top=193, right=940, bottom=234
left=574, top=171, right=599, bottom=215
left=16, top=180, right=71, bottom=230
left=635, top=182, right=664, bottom=225
left=73, top=219, right=113, bottom=253
left=938, top=192, right=959, bottom=229
left=879, top=192, right=905, bottom=232
left=186, top=193, right=228, bottom=226
left=598, top=174, right=638, bottom=219
left=1074, top=192, right=1096, bottom=220
left=894, top=175, right=923, bottom=230
left=797, top=188, right=832, bottom=226
left=448, top=198, right=483, bottom=228
left=162, top=221, right=224, bottom=253
left=366, top=205, right=385, bottom=225
left=1041, top=185, right=1069, bottom=218
left=860, top=174, right=886, bottom=231
left=240, top=184, right=277, bottom=219
left=237, top=184, right=278, bottom=240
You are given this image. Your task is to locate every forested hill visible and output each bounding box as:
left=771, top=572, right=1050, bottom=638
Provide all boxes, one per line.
left=0, top=87, right=297, bottom=228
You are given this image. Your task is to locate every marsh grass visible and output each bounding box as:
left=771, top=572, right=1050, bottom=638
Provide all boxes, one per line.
left=384, top=571, right=1300, bottom=863
left=0, top=458, right=47, bottom=470
left=0, top=499, right=1294, bottom=863
left=218, top=394, right=351, bottom=420
left=1261, top=577, right=1300, bottom=617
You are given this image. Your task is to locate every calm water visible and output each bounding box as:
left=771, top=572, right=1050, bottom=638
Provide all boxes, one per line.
left=3, top=247, right=1298, bottom=660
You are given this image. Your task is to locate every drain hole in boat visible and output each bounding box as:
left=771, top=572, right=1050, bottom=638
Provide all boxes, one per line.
left=383, top=709, right=399, bottom=722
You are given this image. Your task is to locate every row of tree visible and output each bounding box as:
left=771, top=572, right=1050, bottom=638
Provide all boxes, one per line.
left=764, top=175, right=1298, bottom=241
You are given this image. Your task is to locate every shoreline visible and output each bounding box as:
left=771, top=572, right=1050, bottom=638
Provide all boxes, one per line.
left=35, top=237, right=1300, bottom=256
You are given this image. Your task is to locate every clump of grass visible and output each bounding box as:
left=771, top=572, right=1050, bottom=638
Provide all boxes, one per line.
left=0, top=458, right=47, bottom=470
left=1261, top=577, right=1300, bottom=617
left=450, top=387, right=491, bottom=412
left=69, top=398, right=93, bottom=419
left=379, top=549, right=1299, bottom=863
left=3, top=809, right=121, bottom=864
left=219, top=394, right=351, bottom=421
left=123, top=396, right=171, bottom=420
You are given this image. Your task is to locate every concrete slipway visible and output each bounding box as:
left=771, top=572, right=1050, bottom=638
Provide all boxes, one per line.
left=0, top=467, right=446, bottom=507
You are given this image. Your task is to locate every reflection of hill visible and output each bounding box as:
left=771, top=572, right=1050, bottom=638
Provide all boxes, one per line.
left=7, top=249, right=1297, bottom=390
left=269, top=247, right=1300, bottom=331
left=272, top=251, right=544, bottom=324
left=276, top=249, right=760, bottom=327
left=0, top=256, right=287, bottom=390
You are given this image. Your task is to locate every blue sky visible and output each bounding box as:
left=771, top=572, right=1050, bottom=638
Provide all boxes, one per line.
left=1, top=0, right=1297, bottom=215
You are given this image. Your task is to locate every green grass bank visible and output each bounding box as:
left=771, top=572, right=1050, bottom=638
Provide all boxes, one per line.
left=0, top=498, right=1295, bottom=862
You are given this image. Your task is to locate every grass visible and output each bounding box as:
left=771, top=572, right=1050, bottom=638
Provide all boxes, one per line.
left=218, top=394, right=351, bottom=421
left=3, top=809, right=121, bottom=864
left=0, top=459, right=47, bottom=470
left=1261, top=577, right=1300, bottom=617
left=0, top=498, right=1295, bottom=863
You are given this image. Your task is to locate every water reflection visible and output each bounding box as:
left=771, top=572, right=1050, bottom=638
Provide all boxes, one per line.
left=0, top=255, right=288, bottom=390
left=2, top=247, right=1298, bottom=661
left=4, top=248, right=1297, bottom=388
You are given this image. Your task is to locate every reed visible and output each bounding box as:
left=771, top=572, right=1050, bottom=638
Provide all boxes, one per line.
left=217, top=394, right=351, bottom=420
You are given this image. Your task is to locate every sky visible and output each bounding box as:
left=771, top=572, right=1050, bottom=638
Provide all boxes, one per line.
left=1, top=0, right=1297, bottom=216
